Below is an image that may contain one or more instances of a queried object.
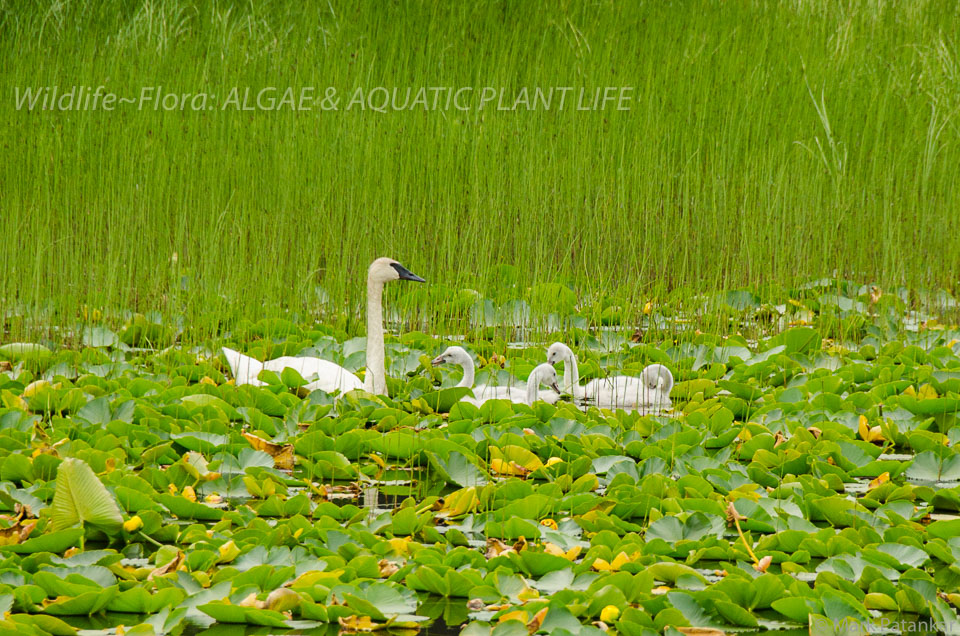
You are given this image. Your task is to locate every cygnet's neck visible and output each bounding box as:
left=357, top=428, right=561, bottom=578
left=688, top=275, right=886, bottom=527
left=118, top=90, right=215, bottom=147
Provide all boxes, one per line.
left=526, top=369, right=547, bottom=405
left=456, top=355, right=475, bottom=388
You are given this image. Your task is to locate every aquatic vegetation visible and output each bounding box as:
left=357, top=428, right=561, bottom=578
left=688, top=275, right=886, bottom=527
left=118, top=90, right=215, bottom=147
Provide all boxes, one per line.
left=3, top=0, right=960, bottom=633
left=0, top=298, right=959, bottom=635
left=3, top=1, right=960, bottom=335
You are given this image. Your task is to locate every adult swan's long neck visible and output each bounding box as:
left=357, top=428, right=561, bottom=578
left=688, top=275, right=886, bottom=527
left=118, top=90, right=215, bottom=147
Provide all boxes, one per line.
left=364, top=277, right=387, bottom=395
left=361, top=257, right=425, bottom=397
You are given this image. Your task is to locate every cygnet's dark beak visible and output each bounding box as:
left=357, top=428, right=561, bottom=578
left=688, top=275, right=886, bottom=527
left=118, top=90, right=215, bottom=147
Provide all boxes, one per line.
left=550, top=381, right=561, bottom=394
left=391, top=262, right=426, bottom=283
left=431, top=355, right=444, bottom=366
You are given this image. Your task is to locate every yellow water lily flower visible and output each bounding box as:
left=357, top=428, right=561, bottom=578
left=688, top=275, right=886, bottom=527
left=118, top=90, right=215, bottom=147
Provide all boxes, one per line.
left=858, top=415, right=884, bottom=443
left=182, top=486, right=197, bottom=502
left=81, top=305, right=103, bottom=322
left=543, top=542, right=581, bottom=561
left=592, top=551, right=631, bottom=572
left=600, top=605, right=621, bottom=622
left=490, top=458, right=529, bottom=476
left=123, top=516, right=143, bottom=533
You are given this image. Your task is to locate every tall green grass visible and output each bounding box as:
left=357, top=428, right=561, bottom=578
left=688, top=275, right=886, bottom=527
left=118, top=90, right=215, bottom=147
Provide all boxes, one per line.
left=1, top=0, right=959, bottom=339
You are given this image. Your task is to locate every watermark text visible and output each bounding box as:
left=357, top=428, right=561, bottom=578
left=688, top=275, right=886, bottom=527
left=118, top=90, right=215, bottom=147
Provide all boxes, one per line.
left=13, top=85, right=636, bottom=113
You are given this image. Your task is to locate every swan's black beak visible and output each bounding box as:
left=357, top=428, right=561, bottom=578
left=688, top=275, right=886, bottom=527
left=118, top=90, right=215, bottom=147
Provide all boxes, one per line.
left=550, top=381, right=561, bottom=394
left=431, top=355, right=444, bottom=366
left=391, top=263, right=426, bottom=283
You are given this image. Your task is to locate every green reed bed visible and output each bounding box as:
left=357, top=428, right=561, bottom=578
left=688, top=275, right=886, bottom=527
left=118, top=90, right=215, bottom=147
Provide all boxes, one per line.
left=1, top=0, right=959, bottom=340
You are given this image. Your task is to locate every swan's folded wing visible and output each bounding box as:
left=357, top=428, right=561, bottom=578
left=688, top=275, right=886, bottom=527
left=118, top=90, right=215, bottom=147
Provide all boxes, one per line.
left=221, top=347, right=265, bottom=385
left=263, top=356, right=322, bottom=377
left=582, top=376, right=649, bottom=409
left=261, top=356, right=362, bottom=394
left=468, top=384, right=525, bottom=406
left=301, top=361, right=363, bottom=395
left=536, top=389, right=561, bottom=405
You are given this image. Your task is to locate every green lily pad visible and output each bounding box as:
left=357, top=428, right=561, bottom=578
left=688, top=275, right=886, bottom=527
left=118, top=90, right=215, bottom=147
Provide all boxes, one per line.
left=198, top=601, right=292, bottom=627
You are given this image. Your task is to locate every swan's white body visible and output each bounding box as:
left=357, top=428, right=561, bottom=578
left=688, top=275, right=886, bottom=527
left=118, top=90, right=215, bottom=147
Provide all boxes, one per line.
left=546, top=342, right=673, bottom=411
left=223, top=257, right=424, bottom=398
left=221, top=347, right=363, bottom=394
left=432, top=347, right=561, bottom=406
left=583, top=364, right=673, bottom=410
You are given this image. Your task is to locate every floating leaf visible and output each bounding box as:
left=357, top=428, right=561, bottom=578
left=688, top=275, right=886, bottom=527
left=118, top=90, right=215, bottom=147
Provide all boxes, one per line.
left=50, top=458, right=123, bottom=533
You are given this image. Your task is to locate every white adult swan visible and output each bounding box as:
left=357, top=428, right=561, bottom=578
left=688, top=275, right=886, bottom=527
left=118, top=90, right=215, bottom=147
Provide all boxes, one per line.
left=221, top=347, right=363, bottom=394
left=223, top=257, right=424, bottom=397
left=546, top=342, right=673, bottom=411
left=431, top=346, right=561, bottom=406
